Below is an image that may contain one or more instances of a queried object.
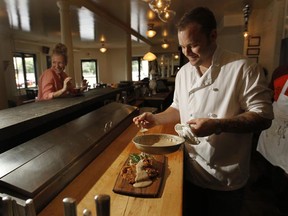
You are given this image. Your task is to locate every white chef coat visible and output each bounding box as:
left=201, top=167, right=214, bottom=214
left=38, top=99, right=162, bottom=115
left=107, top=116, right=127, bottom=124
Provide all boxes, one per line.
left=171, top=47, right=274, bottom=191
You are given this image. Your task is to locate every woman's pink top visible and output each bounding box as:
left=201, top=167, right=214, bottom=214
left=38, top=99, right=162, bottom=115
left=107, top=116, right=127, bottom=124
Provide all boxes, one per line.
left=37, top=68, right=69, bottom=101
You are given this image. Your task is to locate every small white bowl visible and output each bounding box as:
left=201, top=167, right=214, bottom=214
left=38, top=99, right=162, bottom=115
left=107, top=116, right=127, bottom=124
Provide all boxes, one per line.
left=133, top=134, right=185, bottom=155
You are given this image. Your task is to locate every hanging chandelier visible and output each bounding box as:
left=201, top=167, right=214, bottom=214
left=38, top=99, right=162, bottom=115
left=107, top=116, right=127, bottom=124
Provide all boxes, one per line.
left=143, top=0, right=176, bottom=23
left=158, top=9, right=176, bottom=22
left=149, top=0, right=171, bottom=13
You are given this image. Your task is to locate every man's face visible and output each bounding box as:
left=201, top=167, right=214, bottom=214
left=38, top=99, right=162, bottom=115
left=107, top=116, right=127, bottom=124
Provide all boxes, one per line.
left=51, top=54, right=66, bottom=74
left=178, top=23, right=216, bottom=67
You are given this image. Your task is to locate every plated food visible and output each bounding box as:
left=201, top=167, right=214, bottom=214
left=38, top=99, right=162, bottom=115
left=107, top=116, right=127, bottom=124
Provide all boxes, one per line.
left=113, top=153, right=166, bottom=197
left=121, top=153, right=159, bottom=188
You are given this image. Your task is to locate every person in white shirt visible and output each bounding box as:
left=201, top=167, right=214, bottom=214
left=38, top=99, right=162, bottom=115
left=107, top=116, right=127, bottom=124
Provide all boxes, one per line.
left=133, top=7, right=273, bottom=216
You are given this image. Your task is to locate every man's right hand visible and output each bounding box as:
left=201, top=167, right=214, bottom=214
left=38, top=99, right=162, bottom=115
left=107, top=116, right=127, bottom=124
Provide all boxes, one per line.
left=133, top=112, right=157, bottom=129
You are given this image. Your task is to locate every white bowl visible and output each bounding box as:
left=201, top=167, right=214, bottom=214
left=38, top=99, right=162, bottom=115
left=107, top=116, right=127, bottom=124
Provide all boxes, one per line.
left=132, top=134, right=185, bottom=155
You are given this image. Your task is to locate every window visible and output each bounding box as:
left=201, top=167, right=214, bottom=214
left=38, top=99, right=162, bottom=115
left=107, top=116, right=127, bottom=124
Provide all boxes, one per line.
left=13, top=53, right=37, bottom=89
left=132, top=57, right=149, bottom=81
left=81, top=60, right=98, bottom=88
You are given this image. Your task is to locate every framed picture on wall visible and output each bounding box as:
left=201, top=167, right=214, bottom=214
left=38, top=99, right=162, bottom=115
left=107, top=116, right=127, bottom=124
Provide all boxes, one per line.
left=247, top=48, right=260, bottom=55
left=248, top=36, right=261, bottom=47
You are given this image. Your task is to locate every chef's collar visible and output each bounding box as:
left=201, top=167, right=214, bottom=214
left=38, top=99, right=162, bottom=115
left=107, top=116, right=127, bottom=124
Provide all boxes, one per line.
left=189, top=47, right=222, bottom=94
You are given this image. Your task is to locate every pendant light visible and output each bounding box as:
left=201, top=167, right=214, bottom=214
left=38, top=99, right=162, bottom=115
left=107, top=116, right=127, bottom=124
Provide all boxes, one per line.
left=143, top=52, right=157, bottom=61
left=158, top=9, right=176, bottom=23
left=100, top=40, right=107, bottom=53
left=149, top=0, right=171, bottom=14
left=145, top=0, right=176, bottom=23
left=161, top=39, right=169, bottom=49
left=146, top=24, right=157, bottom=38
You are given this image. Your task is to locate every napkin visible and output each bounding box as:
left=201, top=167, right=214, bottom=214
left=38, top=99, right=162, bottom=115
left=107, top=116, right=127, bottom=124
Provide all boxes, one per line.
left=174, top=123, right=200, bottom=145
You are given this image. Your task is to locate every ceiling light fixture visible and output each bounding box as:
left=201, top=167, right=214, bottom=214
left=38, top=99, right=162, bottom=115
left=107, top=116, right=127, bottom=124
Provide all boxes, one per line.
left=243, top=31, right=249, bottom=38
left=161, top=39, right=169, bottom=49
left=143, top=52, right=157, bottom=61
left=243, top=4, right=250, bottom=38
left=146, top=0, right=176, bottom=23
left=100, top=46, right=107, bottom=53
left=149, top=0, right=170, bottom=13
left=158, top=9, right=176, bottom=23
left=99, top=40, right=107, bottom=53
left=146, top=24, right=157, bottom=38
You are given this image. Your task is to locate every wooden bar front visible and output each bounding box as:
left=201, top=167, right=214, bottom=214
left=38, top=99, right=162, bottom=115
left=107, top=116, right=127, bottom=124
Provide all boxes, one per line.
left=0, top=87, right=131, bottom=153
left=39, top=123, right=183, bottom=216
left=0, top=103, right=139, bottom=213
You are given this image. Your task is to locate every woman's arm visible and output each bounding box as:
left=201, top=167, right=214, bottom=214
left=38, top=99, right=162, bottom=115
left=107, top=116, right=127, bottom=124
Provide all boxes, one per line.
left=51, top=77, right=72, bottom=98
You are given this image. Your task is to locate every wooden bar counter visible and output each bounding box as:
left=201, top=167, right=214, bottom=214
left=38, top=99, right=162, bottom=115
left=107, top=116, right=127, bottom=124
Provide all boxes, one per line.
left=0, top=87, right=131, bottom=153
left=39, top=123, right=183, bottom=216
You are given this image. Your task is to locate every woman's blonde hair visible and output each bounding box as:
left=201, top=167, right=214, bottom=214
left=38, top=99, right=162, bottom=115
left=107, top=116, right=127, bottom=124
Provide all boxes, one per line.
left=52, top=43, right=68, bottom=64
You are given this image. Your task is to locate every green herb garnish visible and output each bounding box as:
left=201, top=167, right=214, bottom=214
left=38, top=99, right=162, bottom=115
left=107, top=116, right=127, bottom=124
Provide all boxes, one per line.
left=129, top=153, right=141, bottom=164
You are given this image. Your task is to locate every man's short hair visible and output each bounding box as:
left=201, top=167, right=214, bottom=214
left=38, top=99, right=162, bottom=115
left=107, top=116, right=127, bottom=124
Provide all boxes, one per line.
left=177, top=7, right=217, bottom=37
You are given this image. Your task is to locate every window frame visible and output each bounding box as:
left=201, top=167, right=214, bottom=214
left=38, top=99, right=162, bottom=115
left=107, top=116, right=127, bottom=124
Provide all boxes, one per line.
left=13, top=52, right=37, bottom=89
left=81, top=59, right=98, bottom=87
left=132, top=56, right=149, bottom=81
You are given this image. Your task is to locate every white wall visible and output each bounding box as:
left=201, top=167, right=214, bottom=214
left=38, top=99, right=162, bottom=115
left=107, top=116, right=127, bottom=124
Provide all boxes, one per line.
left=218, top=33, right=244, bottom=54
left=73, top=48, right=127, bottom=85
left=105, top=48, right=127, bottom=84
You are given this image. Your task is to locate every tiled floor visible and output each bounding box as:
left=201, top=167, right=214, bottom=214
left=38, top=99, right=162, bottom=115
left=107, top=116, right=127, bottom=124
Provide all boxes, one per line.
left=240, top=149, right=288, bottom=216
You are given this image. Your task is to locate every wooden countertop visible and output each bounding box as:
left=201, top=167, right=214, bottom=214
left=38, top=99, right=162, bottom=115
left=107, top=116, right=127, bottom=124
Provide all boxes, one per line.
left=39, top=123, right=183, bottom=216
left=0, top=87, right=125, bottom=130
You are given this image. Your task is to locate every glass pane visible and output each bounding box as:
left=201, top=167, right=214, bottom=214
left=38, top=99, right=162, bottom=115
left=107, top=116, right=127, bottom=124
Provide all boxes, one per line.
left=81, top=60, right=97, bottom=88
left=140, top=60, right=149, bottom=80
left=25, top=57, right=36, bottom=88
left=14, top=57, right=25, bottom=89
left=132, top=60, right=139, bottom=81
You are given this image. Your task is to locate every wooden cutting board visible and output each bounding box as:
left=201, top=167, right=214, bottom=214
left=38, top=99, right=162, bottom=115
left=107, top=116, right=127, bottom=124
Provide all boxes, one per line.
left=113, top=154, right=166, bottom=198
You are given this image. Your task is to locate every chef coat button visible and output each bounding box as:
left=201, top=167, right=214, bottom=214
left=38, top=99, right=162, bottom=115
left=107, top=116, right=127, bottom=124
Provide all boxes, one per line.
left=212, top=88, right=219, bottom=91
